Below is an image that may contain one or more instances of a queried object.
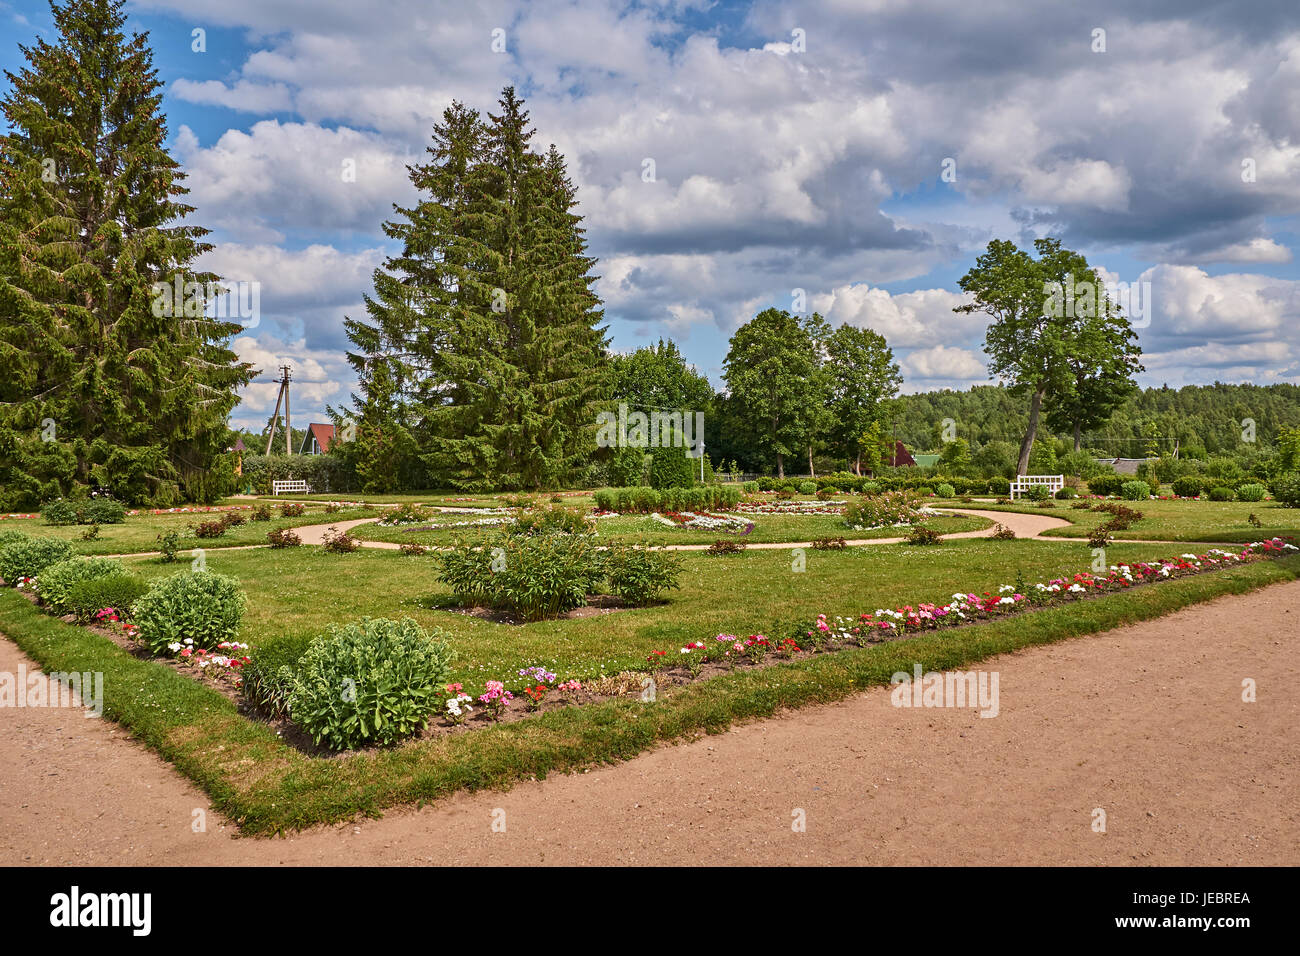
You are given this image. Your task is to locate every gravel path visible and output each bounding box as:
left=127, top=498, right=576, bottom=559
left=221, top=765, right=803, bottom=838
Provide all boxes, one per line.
left=3, top=578, right=1296, bottom=864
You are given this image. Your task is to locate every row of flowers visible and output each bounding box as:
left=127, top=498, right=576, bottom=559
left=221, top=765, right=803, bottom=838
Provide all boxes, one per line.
left=737, top=500, right=847, bottom=515
left=442, top=667, right=583, bottom=724
left=650, top=510, right=756, bottom=534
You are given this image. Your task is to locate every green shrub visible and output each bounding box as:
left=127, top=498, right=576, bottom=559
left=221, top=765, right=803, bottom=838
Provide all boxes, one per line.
left=436, top=533, right=602, bottom=620
left=1236, top=483, right=1267, bottom=502
left=935, top=482, right=956, bottom=498
left=916, top=485, right=934, bottom=496
left=1054, top=486, right=1078, bottom=500
left=843, top=491, right=920, bottom=530
left=648, top=441, right=695, bottom=490
left=34, top=557, right=127, bottom=612
left=798, top=480, right=817, bottom=495
left=1271, top=472, right=1300, bottom=508
left=1171, top=476, right=1205, bottom=499
left=742, top=480, right=759, bottom=493
left=0, top=537, right=74, bottom=584
left=267, top=528, right=302, bottom=547
left=1087, top=473, right=1124, bottom=496
left=156, top=530, right=182, bottom=562
left=601, top=543, right=682, bottom=605
left=905, top=525, right=943, bottom=546
left=0, top=529, right=30, bottom=549
left=1120, top=480, right=1151, bottom=501
left=1025, top=483, right=1052, bottom=502
left=1206, top=486, right=1234, bottom=502
left=40, top=499, right=80, bottom=525
left=132, top=571, right=246, bottom=655
left=66, top=575, right=148, bottom=621
left=287, top=617, right=455, bottom=750
left=241, top=633, right=315, bottom=718
left=860, top=481, right=880, bottom=496
left=81, top=498, right=126, bottom=524
left=510, top=504, right=593, bottom=536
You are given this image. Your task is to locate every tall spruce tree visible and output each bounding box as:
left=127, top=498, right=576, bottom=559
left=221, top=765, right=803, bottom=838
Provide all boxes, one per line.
left=347, top=87, right=608, bottom=491
left=0, top=0, right=252, bottom=507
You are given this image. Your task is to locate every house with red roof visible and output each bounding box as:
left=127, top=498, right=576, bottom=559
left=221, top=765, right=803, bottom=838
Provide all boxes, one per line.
left=299, top=423, right=335, bottom=456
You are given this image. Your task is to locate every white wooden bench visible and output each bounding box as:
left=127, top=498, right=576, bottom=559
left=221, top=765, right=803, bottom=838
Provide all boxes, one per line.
left=1010, top=474, right=1064, bottom=500
left=272, top=479, right=311, bottom=496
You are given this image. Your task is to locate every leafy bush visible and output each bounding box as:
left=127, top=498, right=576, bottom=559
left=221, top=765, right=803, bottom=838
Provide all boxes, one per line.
left=812, top=536, right=847, bottom=549
left=1088, top=527, right=1112, bottom=548
left=156, top=530, right=182, bottom=562
left=1086, top=473, right=1124, bottom=497
left=267, top=528, right=302, bottom=547
left=917, top=485, right=934, bottom=496
left=192, top=519, right=227, bottom=538
left=241, top=633, right=315, bottom=718
left=1171, top=476, right=1205, bottom=499
left=905, top=526, right=943, bottom=545
left=595, top=484, right=739, bottom=514
left=860, top=482, right=880, bottom=496
left=601, top=543, right=682, bottom=604
left=40, top=499, right=80, bottom=525
left=798, top=480, right=817, bottom=495
left=321, top=526, right=360, bottom=553
left=742, top=480, right=759, bottom=493
left=1207, top=486, right=1235, bottom=502
left=287, top=617, right=455, bottom=750
left=0, top=537, right=74, bottom=584
left=377, top=502, right=433, bottom=526
left=40, top=497, right=125, bottom=525
left=510, top=504, right=593, bottom=536
left=279, top=502, right=306, bottom=517
left=436, top=533, right=602, bottom=620
left=399, top=543, right=428, bottom=556
left=251, top=504, right=273, bottom=521
left=935, top=483, right=956, bottom=498
left=1236, top=483, right=1267, bottom=502
left=608, top=446, right=647, bottom=487
left=0, top=529, right=30, bottom=551
left=1121, top=480, right=1151, bottom=501
left=991, top=523, right=1017, bottom=540
left=132, top=572, right=246, bottom=654
left=66, top=575, right=148, bottom=621
left=648, top=441, right=695, bottom=490
left=1271, top=472, right=1300, bottom=508
left=34, top=557, right=128, bottom=612
left=843, top=491, right=920, bottom=530
left=220, top=511, right=246, bottom=528
left=1025, top=483, right=1051, bottom=502
left=1054, top=486, right=1078, bottom=500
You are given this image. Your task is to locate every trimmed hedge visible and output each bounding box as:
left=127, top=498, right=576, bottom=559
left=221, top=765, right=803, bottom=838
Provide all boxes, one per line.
left=594, top=485, right=741, bottom=514
left=34, top=557, right=128, bottom=612
left=0, top=537, right=75, bottom=584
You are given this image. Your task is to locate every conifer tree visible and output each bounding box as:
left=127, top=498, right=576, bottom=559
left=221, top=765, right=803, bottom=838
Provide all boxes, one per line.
left=0, top=0, right=252, bottom=506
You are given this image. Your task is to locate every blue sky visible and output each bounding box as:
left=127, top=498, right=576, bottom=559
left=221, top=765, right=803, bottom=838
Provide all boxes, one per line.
left=4, top=0, right=1299, bottom=431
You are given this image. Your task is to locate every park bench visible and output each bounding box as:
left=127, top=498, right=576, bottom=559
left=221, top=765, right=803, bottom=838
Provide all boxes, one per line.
left=1010, top=474, right=1064, bottom=500
left=271, top=479, right=312, bottom=495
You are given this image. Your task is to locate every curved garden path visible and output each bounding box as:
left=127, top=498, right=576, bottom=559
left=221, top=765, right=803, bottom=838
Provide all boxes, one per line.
left=3, top=577, right=1297, bottom=864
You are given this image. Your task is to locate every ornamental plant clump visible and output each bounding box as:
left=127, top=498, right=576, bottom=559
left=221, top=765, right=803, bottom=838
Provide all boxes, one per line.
left=1271, top=472, right=1300, bottom=508
left=279, top=502, right=307, bottom=517
left=267, top=527, right=302, bottom=548
left=1236, top=483, right=1267, bottom=502
left=509, top=504, right=594, bottom=536
left=842, top=491, right=921, bottom=531
left=601, top=543, right=682, bottom=604
left=65, top=575, right=148, bottom=622
left=1121, top=480, right=1151, bottom=501
left=435, top=532, right=603, bottom=620
left=33, top=557, right=128, bottom=612
left=287, top=617, right=455, bottom=750
left=0, top=537, right=74, bottom=585
left=131, top=571, right=247, bottom=655
left=321, top=526, right=360, bottom=553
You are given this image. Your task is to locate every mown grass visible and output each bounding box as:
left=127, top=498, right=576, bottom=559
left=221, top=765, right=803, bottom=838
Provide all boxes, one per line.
left=119, top=536, right=1179, bottom=690
left=6, top=505, right=379, bottom=556
left=3, top=545, right=1296, bottom=835
left=932, top=497, right=1300, bottom=542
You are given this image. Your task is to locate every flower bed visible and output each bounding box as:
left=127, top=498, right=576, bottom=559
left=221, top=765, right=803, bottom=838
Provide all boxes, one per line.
left=650, top=511, right=755, bottom=534
left=737, top=500, right=846, bottom=515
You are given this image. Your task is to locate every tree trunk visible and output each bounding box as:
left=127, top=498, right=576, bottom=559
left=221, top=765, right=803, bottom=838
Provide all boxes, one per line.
left=1073, top=422, right=1082, bottom=452
left=854, top=452, right=861, bottom=476
left=777, top=453, right=784, bottom=479
left=808, top=444, right=815, bottom=479
left=1016, top=385, right=1046, bottom=476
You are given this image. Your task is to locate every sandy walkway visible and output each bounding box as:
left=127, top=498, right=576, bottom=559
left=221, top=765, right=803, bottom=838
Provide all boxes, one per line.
left=3, top=577, right=1296, bottom=865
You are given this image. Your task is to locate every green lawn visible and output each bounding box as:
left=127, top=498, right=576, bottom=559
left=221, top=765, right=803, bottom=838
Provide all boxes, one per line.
left=932, top=497, right=1300, bottom=542
left=350, top=510, right=988, bottom=547
left=9, top=505, right=379, bottom=555
left=121, top=535, right=1185, bottom=692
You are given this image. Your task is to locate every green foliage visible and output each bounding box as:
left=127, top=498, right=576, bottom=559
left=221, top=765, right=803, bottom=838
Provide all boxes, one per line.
left=241, top=633, right=315, bottom=718
left=34, top=557, right=127, bottom=612
left=935, top=482, right=956, bottom=498
left=287, top=618, right=455, bottom=750
left=742, top=480, right=759, bottom=493
left=798, top=480, right=817, bottom=495
left=1207, top=486, right=1235, bottom=502
left=843, top=491, right=920, bottom=530
left=156, top=530, right=182, bottom=562
left=601, top=543, right=682, bottom=605
left=1087, top=473, right=1125, bottom=496
left=1171, top=476, right=1206, bottom=498
left=436, top=533, right=602, bottom=620
left=1121, top=480, right=1151, bottom=500
left=266, top=528, right=302, bottom=547
left=648, top=439, right=697, bottom=490
left=593, top=485, right=739, bottom=514
left=0, top=0, right=253, bottom=507
left=1026, top=483, right=1052, bottom=501
left=510, top=504, right=593, bottom=536
left=1236, top=483, right=1267, bottom=502
left=40, top=496, right=128, bottom=526
left=65, top=575, right=147, bottom=621
left=1054, top=486, right=1078, bottom=500
left=905, top=526, right=943, bottom=546
left=0, top=537, right=74, bottom=584
left=1271, top=472, right=1300, bottom=508
left=608, top=446, right=647, bottom=487
left=132, top=572, right=246, bottom=654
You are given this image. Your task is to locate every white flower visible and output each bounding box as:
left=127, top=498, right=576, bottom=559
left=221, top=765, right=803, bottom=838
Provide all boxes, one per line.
left=168, top=642, right=181, bottom=652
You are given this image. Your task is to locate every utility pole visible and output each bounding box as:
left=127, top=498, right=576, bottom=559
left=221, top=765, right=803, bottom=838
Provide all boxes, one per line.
left=263, top=365, right=293, bottom=456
